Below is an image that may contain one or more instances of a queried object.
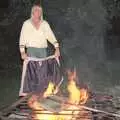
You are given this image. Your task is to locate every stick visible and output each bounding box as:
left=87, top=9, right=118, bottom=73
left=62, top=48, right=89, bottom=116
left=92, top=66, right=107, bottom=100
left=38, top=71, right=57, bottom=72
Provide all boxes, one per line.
left=0, top=112, right=9, bottom=120
left=80, top=105, right=120, bottom=118
left=47, top=95, right=120, bottom=118
left=65, top=102, right=120, bottom=118
left=1, top=93, right=32, bottom=115
left=52, top=76, right=64, bottom=95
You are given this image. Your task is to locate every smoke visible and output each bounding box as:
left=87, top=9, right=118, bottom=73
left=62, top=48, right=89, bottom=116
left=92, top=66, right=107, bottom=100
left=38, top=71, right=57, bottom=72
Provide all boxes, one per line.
left=49, top=0, right=112, bottom=92
left=63, top=0, right=107, bottom=57
left=43, top=0, right=119, bottom=93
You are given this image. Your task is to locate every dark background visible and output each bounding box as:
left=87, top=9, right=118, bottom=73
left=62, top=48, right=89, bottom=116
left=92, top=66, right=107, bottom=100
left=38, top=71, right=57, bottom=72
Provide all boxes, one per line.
left=0, top=0, right=120, bottom=107
left=0, top=1, right=9, bottom=8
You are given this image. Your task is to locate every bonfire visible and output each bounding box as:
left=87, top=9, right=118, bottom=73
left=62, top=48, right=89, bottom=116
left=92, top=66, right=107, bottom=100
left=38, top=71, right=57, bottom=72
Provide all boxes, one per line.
left=28, top=69, right=89, bottom=120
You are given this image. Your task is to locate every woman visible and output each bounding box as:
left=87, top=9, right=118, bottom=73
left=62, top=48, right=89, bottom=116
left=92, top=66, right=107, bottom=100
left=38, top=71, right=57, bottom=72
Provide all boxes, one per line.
left=19, top=4, right=60, bottom=59
left=19, top=3, right=61, bottom=97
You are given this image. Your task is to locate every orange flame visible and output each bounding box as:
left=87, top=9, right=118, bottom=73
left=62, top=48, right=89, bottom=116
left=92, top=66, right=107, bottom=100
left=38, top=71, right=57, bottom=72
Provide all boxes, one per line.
left=43, top=82, right=59, bottom=98
left=43, top=82, right=55, bottom=98
left=67, top=69, right=88, bottom=105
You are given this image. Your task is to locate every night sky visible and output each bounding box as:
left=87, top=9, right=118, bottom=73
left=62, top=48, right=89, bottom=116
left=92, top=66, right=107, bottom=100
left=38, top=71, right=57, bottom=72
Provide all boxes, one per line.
left=0, top=0, right=120, bottom=107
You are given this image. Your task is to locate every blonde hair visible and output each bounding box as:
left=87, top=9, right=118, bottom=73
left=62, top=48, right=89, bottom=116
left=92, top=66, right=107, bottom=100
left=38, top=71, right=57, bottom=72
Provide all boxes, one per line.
left=31, top=5, right=43, bottom=20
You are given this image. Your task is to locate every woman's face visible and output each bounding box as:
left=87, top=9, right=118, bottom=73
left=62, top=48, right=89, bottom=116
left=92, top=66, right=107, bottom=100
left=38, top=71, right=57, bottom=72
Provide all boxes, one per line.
left=32, top=6, right=42, bottom=20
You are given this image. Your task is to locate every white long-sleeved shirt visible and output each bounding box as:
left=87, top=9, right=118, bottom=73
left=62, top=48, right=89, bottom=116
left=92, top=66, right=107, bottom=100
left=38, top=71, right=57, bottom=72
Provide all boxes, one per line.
left=19, top=19, right=59, bottom=53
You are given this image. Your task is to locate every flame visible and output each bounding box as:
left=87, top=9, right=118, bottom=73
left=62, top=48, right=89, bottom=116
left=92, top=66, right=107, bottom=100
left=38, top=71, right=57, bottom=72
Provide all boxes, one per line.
left=68, top=79, right=81, bottom=104
left=80, top=88, right=89, bottom=104
left=33, top=111, right=56, bottom=120
left=28, top=95, right=41, bottom=110
left=43, top=82, right=55, bottom=98
left=67, top=69, right=88, bottom=105
left=28, top=97, right=80, bottom=120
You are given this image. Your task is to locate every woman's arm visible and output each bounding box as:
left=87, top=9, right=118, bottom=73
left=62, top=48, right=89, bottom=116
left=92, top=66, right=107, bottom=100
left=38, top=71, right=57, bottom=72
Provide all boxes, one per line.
left=44, top=21, right=60, bottom=57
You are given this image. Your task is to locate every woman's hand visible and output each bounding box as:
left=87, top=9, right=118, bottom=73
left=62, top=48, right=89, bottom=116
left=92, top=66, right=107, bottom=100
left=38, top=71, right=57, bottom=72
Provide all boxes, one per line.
left=54, top=47, right=60, bottom=57
left=21, top=52, right=28, bottom=60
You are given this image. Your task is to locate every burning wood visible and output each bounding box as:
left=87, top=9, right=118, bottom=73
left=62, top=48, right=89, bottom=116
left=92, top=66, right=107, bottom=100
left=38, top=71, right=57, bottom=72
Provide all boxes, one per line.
left=28, top=95, right=92, bottom=120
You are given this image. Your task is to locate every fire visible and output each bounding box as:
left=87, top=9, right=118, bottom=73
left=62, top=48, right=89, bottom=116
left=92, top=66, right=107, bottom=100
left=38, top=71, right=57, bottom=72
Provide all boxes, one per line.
left=33, top=111, right=56, bottom=120
left=43, top=82, right=55, bottom=98
left=80, top=88, right=89, bottom=104
left=28, top=95, right=56, bottom=120
left=67, top=69, right=88, bottom=105
left=28, top=69, right=89, bottom=120
left=67, top=79, right=81, bottom=104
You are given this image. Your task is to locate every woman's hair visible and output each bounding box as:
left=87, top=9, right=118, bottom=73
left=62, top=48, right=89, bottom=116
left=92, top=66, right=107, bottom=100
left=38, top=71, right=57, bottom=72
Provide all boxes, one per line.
left=31, top=3, right=43, bottom=20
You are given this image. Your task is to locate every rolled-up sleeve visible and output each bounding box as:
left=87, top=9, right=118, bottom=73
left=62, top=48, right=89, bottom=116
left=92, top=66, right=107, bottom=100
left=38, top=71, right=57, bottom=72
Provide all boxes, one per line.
left=44, top=21, right=59, bottom=48
left=19, top=23, right=26, bottom=53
